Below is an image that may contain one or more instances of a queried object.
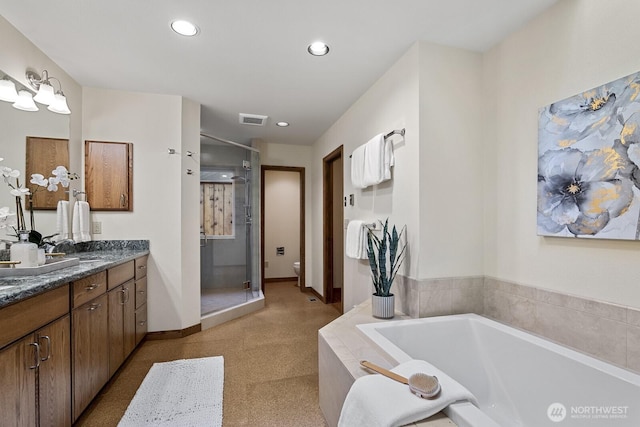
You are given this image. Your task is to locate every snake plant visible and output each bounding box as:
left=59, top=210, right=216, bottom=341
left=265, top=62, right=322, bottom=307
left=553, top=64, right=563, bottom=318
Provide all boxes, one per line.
left=366, top=218, right=407, bottom=297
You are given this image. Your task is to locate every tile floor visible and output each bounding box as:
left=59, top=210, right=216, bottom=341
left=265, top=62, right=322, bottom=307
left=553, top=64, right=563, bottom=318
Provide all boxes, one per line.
left=75, top=281, right=341, bottom=426
left=201, top=286, right=254, bottom=315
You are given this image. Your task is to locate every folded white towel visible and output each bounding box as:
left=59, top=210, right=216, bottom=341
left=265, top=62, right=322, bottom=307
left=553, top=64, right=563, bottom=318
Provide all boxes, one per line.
left=56, top=200, right=70, bottom=241
left=345, top=220, right=368, bottom=260
left=72, top=201, right=92, bottom=243
left=350, top=144, right=367, bottom=189
left=338, top=359, right=478, bottom=427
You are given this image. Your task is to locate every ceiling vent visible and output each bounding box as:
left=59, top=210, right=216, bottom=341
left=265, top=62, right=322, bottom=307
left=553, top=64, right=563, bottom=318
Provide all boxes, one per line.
left=239, top=113, right=268, bottom=126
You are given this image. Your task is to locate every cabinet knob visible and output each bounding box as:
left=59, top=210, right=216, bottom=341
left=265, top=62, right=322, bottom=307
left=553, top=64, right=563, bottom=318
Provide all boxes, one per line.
left=85, top=283, right=100, bottom=291
left=139, top=320, right=146, bottom=326
left=137, top=265, right=146, bottom=270
left=87, top=303, right=102, bottom=311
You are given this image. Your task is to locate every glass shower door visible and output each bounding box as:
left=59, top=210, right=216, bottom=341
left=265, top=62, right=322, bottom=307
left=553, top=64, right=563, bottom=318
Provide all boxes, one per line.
left=200, top=145, right=258, bottom=315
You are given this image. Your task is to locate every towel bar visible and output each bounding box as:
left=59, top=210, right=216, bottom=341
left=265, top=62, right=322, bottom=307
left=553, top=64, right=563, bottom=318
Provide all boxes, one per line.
left=349, top=128, right=405, bottom=158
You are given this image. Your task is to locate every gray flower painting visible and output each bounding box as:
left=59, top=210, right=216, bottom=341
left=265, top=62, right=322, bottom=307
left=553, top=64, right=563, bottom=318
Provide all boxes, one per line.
left=538, top=71, right=640, bottom=239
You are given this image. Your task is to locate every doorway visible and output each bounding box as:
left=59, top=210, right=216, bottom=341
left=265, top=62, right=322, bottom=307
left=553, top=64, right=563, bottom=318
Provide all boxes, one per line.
left=323, top=146, right=344, bottom=313
left=260, top=166, right=305, bottom=293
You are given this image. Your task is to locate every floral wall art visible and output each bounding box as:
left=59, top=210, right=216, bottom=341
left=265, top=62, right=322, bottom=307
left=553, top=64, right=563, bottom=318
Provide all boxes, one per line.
left=538, top=71, right=640, bottom=240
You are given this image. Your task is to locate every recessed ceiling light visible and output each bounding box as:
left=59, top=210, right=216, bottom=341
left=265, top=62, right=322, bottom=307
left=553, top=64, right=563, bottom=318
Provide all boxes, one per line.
left=276, top=121, right=290, bottom=127
left=307, top=41, right=329, bottom=56
left=171, top=20, right=199, bottom=36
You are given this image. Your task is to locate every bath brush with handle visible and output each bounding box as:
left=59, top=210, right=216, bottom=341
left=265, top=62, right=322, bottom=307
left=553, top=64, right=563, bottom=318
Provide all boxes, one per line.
left=360, top=360, right=441, bottom=399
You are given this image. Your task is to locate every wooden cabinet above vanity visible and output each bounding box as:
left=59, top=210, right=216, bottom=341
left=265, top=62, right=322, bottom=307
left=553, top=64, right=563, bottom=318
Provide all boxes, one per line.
left=85, top=140, right=133, bottom=211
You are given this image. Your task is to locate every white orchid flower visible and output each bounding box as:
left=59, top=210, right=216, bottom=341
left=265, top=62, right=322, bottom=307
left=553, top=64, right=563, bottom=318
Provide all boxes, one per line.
left=0, top=206, right=14, bottom=219
left=1, top=166, right=19, bottom=178
left=10, top=186, right=30, bottom=197
left=30, top=174, right=49, bottom=187
left=0, top=207, right=16, bottom=229
left=47, top=181, right=59, bottom=192
left=52, top=166, right=69, bottom=178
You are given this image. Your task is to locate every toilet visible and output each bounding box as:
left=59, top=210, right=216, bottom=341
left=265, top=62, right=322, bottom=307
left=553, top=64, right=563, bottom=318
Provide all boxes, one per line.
left=293, top=261, right=300, bottom=287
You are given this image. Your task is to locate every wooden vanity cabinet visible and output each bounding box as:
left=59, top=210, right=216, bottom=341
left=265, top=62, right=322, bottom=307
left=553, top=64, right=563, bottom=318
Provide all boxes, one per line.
left=107, top=260, right=136, bottom=377
left=0, top=285, right=71, bottom=427
left=71, top=273, right=109, bottom=422
left=134, top=256, right=148, bottom=345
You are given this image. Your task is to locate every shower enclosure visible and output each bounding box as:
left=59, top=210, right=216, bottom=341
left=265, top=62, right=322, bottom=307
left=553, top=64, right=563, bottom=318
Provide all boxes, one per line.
left=200, top=136, right=261, bottom=316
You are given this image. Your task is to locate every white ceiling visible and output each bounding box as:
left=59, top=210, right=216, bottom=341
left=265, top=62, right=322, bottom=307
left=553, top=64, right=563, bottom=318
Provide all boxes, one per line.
left=0, top=0, right=558, bottom=146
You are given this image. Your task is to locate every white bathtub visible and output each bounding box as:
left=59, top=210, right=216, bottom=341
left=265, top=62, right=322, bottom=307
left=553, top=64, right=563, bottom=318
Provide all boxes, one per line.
left=357, top=314, right=640, bottom=427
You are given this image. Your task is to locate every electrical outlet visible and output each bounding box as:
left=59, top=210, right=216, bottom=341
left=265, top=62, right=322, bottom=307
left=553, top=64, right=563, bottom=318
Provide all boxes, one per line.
left=92, top=221, right=102, bottom=234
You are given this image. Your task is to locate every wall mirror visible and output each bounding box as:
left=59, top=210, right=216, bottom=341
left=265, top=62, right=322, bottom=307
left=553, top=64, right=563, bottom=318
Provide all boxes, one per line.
left=0, top=69, right=69, bottom=238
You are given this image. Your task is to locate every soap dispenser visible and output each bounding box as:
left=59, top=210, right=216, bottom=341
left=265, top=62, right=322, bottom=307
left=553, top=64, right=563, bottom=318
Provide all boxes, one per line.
left=10, top=231, right=38, bottom=268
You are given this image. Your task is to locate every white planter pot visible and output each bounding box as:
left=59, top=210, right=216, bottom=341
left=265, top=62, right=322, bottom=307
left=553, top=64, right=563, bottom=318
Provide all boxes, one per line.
left=371, top=294, right=395, bottom=319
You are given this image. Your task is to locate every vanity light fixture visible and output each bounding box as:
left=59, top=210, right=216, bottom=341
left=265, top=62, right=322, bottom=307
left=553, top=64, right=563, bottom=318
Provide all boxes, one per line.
left=276, top=121, right=290, bottom=127
left=12, top=90, right=39, bottom=112
left=307, top=41, right=329, bottom=56
left=0, top=78, right=19, bottom=102
left=25, top=69, right=71, bottom=114
left=171, top=20, right=199, bottom=36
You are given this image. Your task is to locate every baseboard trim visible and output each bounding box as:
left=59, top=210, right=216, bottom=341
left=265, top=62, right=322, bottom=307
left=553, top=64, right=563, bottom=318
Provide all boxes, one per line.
left=145, top=323, right=202, bottom=340
left=265, top=277, right=297, bottom=283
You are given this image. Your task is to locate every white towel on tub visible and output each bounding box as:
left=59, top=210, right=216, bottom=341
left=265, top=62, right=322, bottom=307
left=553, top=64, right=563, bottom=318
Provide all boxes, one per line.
left=345, top=220, right=368, bottom=259
left=338, top=359, right=478, bottom=427
left=72, top=201, right=91, bottom=243
left=56, top=200, right=70, bottom=240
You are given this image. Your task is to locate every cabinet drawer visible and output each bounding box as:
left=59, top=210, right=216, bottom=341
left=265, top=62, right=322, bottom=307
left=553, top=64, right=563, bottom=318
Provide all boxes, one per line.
left=107, top=261, right=134, bottom=290
left=72, top=271, right=107, bottom=308
left=0, top=285, right=69, bottom=349
left=135, top=256, right=148, bottom=280
left=135, top=304, right=147, bottom=345
left=135, top=276, right=147, bottom=310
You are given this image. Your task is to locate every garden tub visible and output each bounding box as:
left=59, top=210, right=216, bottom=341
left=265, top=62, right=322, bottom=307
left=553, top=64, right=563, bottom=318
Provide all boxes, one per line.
left=357, top=314, right=640, bottom=426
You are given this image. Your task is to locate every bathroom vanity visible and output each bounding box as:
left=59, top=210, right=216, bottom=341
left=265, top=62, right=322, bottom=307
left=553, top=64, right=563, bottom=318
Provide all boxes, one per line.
left=0, top=241, right=149, bottom=425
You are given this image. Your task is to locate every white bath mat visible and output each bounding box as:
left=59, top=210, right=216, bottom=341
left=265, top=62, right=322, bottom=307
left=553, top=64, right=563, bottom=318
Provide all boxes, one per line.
left=118, top=356, right=224, bottom=427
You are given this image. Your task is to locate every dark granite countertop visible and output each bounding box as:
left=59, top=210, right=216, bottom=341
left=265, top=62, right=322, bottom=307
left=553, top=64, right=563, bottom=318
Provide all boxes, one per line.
left=0, top=240, right=149, bottom=309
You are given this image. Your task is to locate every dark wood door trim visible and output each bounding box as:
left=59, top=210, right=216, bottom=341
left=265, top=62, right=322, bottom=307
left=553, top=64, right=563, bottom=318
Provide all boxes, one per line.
left=260, top=166, right=305, bottom=293
left=323, top=146, right=343, bottom=310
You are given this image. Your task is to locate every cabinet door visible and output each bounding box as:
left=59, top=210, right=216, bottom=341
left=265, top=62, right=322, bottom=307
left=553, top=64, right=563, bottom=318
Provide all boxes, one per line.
left=123, top=281, right=136, bottom=359
left=72, top=294, right=109, bottom=421
left=108, top=285, right=125, bottom=377
left=0, top=335, right=37, bottom=426
left=85, top=140, right=133, bottom=211
left=38, top=315, right=71, bottom=427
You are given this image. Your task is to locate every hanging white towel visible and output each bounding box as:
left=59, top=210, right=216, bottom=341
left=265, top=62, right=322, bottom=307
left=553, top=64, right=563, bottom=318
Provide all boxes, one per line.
left=56, top=200, right=70, bottom=241
left=362, top=133, right=386, bottom=187
left=350, top=144, right=367, bottom=189
left=383, top=137, right=395, bottom=181
left=346, top=220, right=368, bottom=260
left=72, top=201, right=92, bottom=243
left=338, top=359, right=478, bottom=427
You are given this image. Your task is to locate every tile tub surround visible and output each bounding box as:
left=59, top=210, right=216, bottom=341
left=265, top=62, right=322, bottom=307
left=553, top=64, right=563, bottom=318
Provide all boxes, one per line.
left=484, top=277, right=640, bottom=375
left=0, top=243, right=149, bottom=308
left=394, top=273, right=640, bottom=374
left=318, top=301, right=456, bottom=427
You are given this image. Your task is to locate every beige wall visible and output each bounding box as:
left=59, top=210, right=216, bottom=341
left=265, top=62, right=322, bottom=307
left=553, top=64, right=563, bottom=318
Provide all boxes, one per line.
left=483, top=0, right=640, bottom=309
left=82, top=87, right=201, bottom=331
left=264, top=170, right=301, bottom=279
left=312, top=43, right=421, bottom=310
